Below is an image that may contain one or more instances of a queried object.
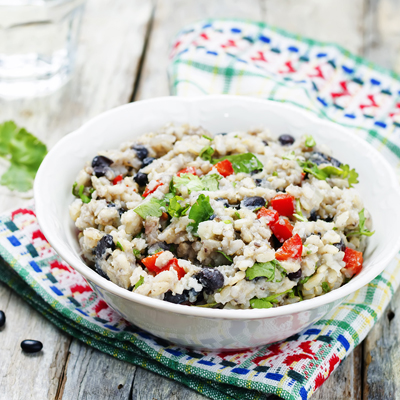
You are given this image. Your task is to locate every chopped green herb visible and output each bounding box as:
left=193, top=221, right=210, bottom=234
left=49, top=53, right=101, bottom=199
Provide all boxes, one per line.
left=305, top=135, right=316, bottom=148
left=307, top=250, right=311, bottom=255
left=72, top=182, right=78, bottom=196
left=346, top=208, right=375, bottom=237
left=173, top=173, right=221, bottom=193
left=199, top=146, right=215, bottom=162
left=78, top=185, right=91, bottom=203
left=332, top=227, right=338, bottom=231
left=282, top=151, right=295, bottom=160
left=201, top=174, right=222, bottom=191
left=187, top=194, right=214, bottom=235
left=232, top=182, right=237, bottom=188
left=134, top=276, right=144, bottom=290
left=0, top=121, right=47, bottom=192
left=299, top=276, right=310, bottom=284
left=223, top=220, right=232, bottom=224
left=234, top=211, right=241, bottom=219
left=250, top=289, right=296, bottom=308
left=134, top=232, right=144, bottom=239
left=134, top=198, right=164, bottom=219
left=167, top=195, right=186, bottom=218
left=169, top=178, right=176, bottom=195
left=272, top=171, right=278, bottom=177
left=217, top=251, right=233, bottom=263
left=245, top=260, right=282, bottom=282
left=213, top=153, right=263, bottom=174
left=116, top=241, right=124, bottom=251
left=195, top=302, right=219, bottom=308
left=293, top=198, right=307, bottom=222
left=202, top=134, right=213, bottom=141
left=322, top=282, right=330, bottom=293
left=133, top=248, right=141, bottom=259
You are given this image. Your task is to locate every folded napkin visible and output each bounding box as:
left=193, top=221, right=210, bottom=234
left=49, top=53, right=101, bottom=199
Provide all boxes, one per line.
left=2, top=19, right=400, bottom=400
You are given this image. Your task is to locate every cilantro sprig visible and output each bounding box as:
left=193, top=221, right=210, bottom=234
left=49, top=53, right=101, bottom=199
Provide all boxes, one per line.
left=245, top=260, right=285, bottom=282
left=250, top=289, right=293, bottom=309
left=346, top=208, right=375, bottom=237
left=187, top=194, right=214, bottom=235
left=304, top=135, right=316, bottom=148
left=173, top=173, right=221, bottom=194
left=0, top=121, right=47, bottom=192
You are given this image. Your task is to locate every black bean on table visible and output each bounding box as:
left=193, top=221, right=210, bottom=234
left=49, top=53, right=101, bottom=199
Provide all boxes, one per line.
left=142, top=157, right=155, bottom=168
left=21, top=340, right=43, bottom=353
left=95, top=234, right=115, bottom=259
left=195, top=268, right=224, bottom=294
left=91, top=155, right=113, bottom=168
left=241, top=196, right=266, bottom=210
left=0, top=310, right=5, bottom=328
left=132, top=144, right=149, bottom=160
left=134, top=172, right=148, bottom=186
left=278, top=134, right=295, bottom=146
left=287, top=269, right=302, bottom=280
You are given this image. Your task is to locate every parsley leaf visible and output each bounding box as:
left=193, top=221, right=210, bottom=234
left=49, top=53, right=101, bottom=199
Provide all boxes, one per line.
left=213, top=153, right=263, bottom=174
left=217, top=251, right=233, bottom=263
left=0, top=121, right=47, bottom=192
left=322, top=282, right=330, bottom=293
left=187, top=194, right=214, bottom=235
left=245, top=260, right=282, bottom=281
left=134, top=198, right=165, bottom=219
left=346, top=208, right=375, bottom=237
left=134, top=276, right=144, bottom=290
left=305, top=135, right=316, bottom=148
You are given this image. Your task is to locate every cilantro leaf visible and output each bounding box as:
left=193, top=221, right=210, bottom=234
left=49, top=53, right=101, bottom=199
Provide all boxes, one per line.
left=347, top=208, right=375, bottom=237
left=340, top=164, right=359, bottom=187
left=213, top=153, right=263, bottom=174
left=201, top=174, right=222, bottom=191
left=167, top=195, right=189, bottom=218
left=0, top=121, right=47, bottom=192
left=217, top=251, right=233, bottom=263
left=187, top=194, right=214, bottom=235
left=133, top=248, right=141, bottom=259
left=250, top=289, right=293, bottom=308
left=245, top=260, right=282, bottom=281
left=134, top=276, right=144, bottom=290
left=322, top=282, right=330, bottom=293
left=305, top=135, right=316, bottom=148
left=173, top=173, right=204, bottom=193
left=199, top=146, right=215, bottom=162
left=134, top=198, right=165, bottom=219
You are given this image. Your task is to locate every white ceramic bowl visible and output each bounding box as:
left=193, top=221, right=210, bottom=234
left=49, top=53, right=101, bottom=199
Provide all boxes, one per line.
left=34, top=95, right=400, bottom=350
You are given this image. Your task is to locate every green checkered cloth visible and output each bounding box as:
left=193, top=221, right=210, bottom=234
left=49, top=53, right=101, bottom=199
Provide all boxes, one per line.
left=1, top=19, right=400, bottom=400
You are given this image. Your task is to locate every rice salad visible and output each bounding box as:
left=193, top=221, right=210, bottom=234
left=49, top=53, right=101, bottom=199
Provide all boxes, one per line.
left=69, top=124, right=374, bottom=310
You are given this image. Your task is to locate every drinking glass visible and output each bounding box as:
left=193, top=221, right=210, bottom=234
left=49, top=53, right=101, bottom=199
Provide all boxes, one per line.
left=0, top=0, right=85, bottom=99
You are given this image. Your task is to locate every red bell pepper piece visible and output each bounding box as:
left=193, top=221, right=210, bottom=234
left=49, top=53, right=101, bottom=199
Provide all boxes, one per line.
left=213, top=159, right=234, bottom=177
left=112, top=174, right=123, bottom=185
left=271, top=218, right=293, bottom=242
left=256, top=207, right=279, bottom=226
left=143, top=180, right=164, bottom=198
left=270, top=194, right=295, bottom=217
left=176, top=166, right=197, bottom=177
left=342, top=247, right=363, bottom=277
left=142, top=252, right=185, bottom=279
left=275, top=234, right=303, bottom=261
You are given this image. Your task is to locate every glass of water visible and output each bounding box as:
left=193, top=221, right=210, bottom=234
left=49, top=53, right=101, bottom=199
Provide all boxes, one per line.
left=0, top=0, right=85, bottom=99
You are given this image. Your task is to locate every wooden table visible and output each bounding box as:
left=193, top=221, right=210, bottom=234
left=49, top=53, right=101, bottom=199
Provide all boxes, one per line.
left=1, top=0, right=399, bottom=398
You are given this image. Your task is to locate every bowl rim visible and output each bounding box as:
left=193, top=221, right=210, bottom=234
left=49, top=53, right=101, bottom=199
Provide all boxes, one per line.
left=34, top=94, right=400, bottom=320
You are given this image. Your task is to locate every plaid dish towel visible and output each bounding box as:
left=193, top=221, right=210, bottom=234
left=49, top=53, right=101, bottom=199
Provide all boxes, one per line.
left=1, top=19, right=400, bottom=400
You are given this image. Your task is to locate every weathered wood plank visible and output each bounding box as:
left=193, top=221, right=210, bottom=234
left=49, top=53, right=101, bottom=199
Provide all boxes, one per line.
left=135, top=0, right=264, bottom=100
left=262, top=0, right=365, bottom=55
left=130, top=367, right=207, bottom=400
left=363, top=0, right=400, bottom=73
left=0, top=282, right=71, bottom=400
left=363, top=286, right=400, bottom=399
left=59, top=340, right=137, bottom=400
left=0, top=0, right=153, bottom=213
left=312, top=345, right=362, bottom=400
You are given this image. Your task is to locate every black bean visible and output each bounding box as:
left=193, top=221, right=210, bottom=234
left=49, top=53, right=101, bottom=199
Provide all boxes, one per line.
left=216, top=132, right=227, bottom=136
left=209, top=214, right=216, bottom=220
left=95, top=234, right=115, bottom=259
left=163, top=291, right=189, bottom=304
left=0, top=310, right=5, bottom=328
left=93, top=166, right=109, bottom=177
left=262, top=140, right=268, bottom=146
left=241, top=196, right=266, bottom=210
left=142, top=157, right=155, bottom=167
left=21, top=340, right=43, bottom=353
left=333, top=238, right=346, bottom=252
left=255, top=179, right=263, bottom=187
left=95, top=262, right=110, bottom=280
left=309, top=210, right=318, bottom=221
left=308, top=151, right=341, bottom=167
left=134, top=172, right=148, bottom=186
left=324, top=216, right=334, bottom=222
left=270, top=235, right=283, bottom=250
left=278, top=134, right=295, bottom=146
left=250, top=169, right=262, bottom=176
left=288, top=269, right=302, bottom=280
left=132, top=145, right=148, bottom=160
left=216, top=198, right=240, bottom=210
left=118, top=208, right=127, bottom=217
left=195, top=268, right=224, bottom=294
left=92, top=155, right=113, bottom=168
